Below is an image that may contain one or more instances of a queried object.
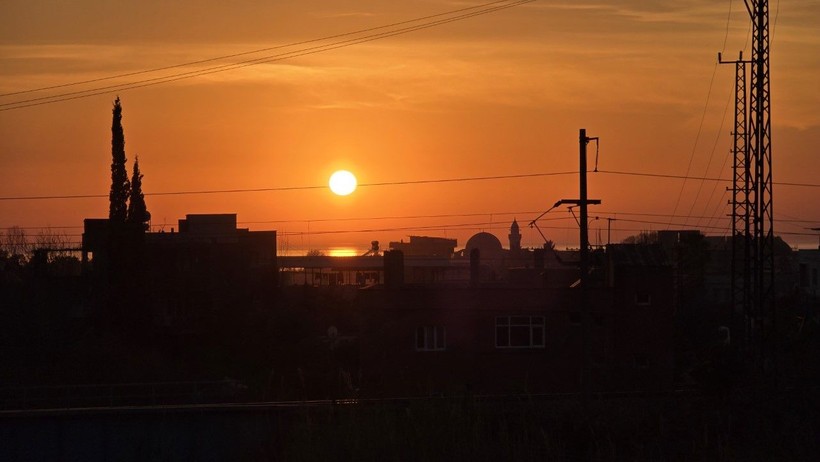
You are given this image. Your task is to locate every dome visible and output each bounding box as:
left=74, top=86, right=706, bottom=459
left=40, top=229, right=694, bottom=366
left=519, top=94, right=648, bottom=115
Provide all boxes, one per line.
left=465, top=232, right=503, bottom=255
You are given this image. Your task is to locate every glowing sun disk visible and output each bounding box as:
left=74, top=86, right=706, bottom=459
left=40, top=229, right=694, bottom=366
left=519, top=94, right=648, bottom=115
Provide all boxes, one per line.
left=329, top=170, right=357, bottom=196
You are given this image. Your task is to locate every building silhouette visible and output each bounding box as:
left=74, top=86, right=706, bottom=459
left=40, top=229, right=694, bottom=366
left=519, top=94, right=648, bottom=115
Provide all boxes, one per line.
left=82, top=213, right=277, bottom=332
left=76, top=215, right=682, bottom=397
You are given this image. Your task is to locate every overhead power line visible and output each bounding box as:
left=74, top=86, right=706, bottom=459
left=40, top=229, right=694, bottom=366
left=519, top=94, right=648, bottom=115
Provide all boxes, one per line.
left=9, top=225, right=818, bottom=250
left=0, top=0, right=517, bottom=98
left=0, top=170, right=575, bottom=201
left=0, top=0, right=534, bottom=111
left=5, top=211, right=817, bottom=244
left=666, top=60, right=720, bottom=229
left=1, top=168, right=817, bottom=202
left=6, top=207, right=817, bottom=233
left=595, top=170, right=818, bottom=188
left=595, top=169, right=729, bottom=183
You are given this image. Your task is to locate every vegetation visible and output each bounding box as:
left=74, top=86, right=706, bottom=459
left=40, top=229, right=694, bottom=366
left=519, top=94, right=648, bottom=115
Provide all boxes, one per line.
left=109, top=97, right=130, bottom=223
left=126, top=155, right=151, bottom=231
left=108, top=97, right=151, bottom=230
left=277, top=393, right=820, bottom=461
left=622, top=230, right=658, bottom=245
left=0, top=226, right=73, bottom=264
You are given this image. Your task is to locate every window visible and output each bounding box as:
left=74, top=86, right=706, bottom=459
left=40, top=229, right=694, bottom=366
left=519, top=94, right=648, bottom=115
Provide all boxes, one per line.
left=635, top=291, right=652, bottom=306
left=496, top=316, right=545, bottom=349
left=416, top=326, right=446, bottom=351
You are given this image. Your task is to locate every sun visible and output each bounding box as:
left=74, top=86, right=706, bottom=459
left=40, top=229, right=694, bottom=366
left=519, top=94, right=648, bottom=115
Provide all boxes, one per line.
left=328, top=170, right=357, bottom=196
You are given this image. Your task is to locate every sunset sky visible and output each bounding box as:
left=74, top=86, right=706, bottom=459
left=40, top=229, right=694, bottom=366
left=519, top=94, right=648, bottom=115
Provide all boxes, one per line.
left=2, top=0, right=819, bottom=253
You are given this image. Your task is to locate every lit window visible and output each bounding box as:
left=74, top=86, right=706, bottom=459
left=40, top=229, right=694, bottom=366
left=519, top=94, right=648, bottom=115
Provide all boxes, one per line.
left=416, top=326, right=446, bottom=351
left=496, top=316, right=545, bottom=349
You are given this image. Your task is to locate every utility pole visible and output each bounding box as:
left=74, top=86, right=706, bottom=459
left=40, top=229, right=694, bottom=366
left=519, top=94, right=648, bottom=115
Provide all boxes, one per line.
left=528, top=130, right=601, bottom=398
left=579, top=128, right=600, bottom=401
left=606, top=218, right=616, bottom=246
left=580, top=129, right=591, bottom=284
left=580, top=129, right=590, bottom=401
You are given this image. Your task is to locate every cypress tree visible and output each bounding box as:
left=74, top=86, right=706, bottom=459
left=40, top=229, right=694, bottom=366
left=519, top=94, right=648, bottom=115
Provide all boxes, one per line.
left=109, top=97, right=130, bottom=223
left=126, top=156, right=151, bottom=231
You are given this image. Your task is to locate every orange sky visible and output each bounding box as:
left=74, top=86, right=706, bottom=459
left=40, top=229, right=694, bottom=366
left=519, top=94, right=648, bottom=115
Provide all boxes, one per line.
left=2, top=0, right=819, bottom=253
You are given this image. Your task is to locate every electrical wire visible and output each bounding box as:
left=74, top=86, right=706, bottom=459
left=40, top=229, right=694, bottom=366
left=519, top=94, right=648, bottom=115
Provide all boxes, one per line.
left=0, top=0, right=519, bottom=98
left=665, top=0, right=747, bottom=231
left=595, top=169, right=727, bottom=183
left=702, top=186, right=732, bottom=235
left=2, top=168, right=817, bottom=202
left=0, top=0, right=534, bottom=111
left=0, top=170, right=575, bottom=201
left=8, top=208, right=819, bottom=233
left=6, top=220, right=818, bottom=253
left=4, top=211, right=815, bottom=243
left=691, top=80, right=735, bottom=229
left=594, top=170, right=818, bottom=188
left=721, top=0, right=734, bottom=53
left=12, top=221, right=816, bottom=247
left=666, top=60, right=720, bottom=230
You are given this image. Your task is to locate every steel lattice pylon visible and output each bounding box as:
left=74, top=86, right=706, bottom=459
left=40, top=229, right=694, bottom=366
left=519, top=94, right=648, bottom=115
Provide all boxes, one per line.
left=719, top=51, right=751, bottom=347
left=747, top=0, right=774, bottom=365
left=721, top=0, right=774, bottom=366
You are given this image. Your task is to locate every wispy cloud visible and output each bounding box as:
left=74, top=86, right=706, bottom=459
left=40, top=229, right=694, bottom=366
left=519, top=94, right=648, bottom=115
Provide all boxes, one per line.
left=312, top=11, right=379, bottom=19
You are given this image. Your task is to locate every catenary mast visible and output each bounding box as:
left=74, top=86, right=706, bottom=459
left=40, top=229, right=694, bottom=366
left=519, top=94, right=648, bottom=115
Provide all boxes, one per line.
left=722, top=0, right=774, bottom=367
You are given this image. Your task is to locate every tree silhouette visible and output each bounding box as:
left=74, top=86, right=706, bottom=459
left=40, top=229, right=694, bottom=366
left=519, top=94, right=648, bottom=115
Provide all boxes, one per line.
left=109, top=97, right=130, bottom=223
left=127, top=156, right=151, bottom=231
left=621, top=231, right=658, bottom=245
left=1, top=226, right=31, bottom=262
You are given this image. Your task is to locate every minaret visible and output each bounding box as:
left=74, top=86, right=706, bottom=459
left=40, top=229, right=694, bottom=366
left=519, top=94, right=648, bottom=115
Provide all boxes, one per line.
left=508, top=219, right=521, bottom=252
